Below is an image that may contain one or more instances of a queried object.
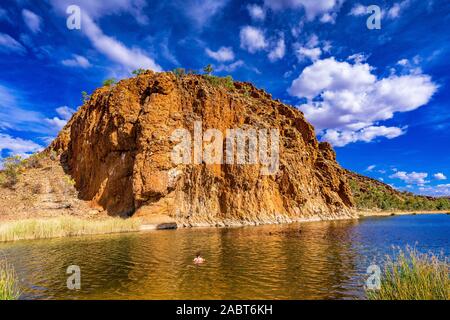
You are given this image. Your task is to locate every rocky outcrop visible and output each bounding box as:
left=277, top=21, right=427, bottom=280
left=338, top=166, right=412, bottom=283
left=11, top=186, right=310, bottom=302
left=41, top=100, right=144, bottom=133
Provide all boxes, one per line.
left=50, top=71, right=356, bottom=226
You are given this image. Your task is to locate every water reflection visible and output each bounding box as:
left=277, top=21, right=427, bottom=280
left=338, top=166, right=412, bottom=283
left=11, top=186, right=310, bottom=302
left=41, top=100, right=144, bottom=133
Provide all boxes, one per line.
left=1, top=214, right=448, bottom=299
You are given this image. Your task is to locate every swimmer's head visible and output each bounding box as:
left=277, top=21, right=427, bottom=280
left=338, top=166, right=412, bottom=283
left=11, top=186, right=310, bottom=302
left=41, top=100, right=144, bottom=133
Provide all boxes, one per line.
left=196, top=251, right=201, bottom=258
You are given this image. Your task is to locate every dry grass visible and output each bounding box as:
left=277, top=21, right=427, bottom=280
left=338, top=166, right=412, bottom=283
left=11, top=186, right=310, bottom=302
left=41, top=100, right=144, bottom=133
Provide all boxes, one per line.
left=0, top=259, right=21, bottom=300
left=0, top=216, right=141, bottom=242
left=366, top=247, right=449, bottom=300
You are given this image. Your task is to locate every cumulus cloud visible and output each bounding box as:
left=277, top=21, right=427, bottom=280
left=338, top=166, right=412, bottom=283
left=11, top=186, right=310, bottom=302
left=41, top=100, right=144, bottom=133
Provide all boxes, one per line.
left=49, top=0, right=161, bottom=71
left=44, top=106, right=76, bottom=130
left=419, top=184, right=450, bottom=197
left=215, top=60, right=245, bottom=72
left=183, top=0, right=230, bottom=26
left=288, top=57, right=437, bottom=146
left=49, top=0, right=149, bottom=25
left=0, top=133, right=43, bottom=156
left=349, top=1, right=410, bottom=19
left=434, top=173, right=447, bottom=180
left=389, top=171, right=429, bottom=185
left=240, top=26, right=267, bottom=53
left=0, top=33, right=26, bottom=55
left=205, top=47, right=235, bottom=62
left=295, top=46, right=322, bottom=62
left=322, top=126, right=405, bottom=147
left=61, top=55, right=91, bottom=68
left=264, top=0, right=345, bottom=21
left=81, top=15, right=161, bottom=71
left=56, top=106, right=76, bottom=120
left=22, top=9, right=42, bottom=33
left=247, top=4, right=266, bottom=21
left=349, top=3, right=370, bottom=16
left=387, top=0, right=411, bottom=19
left=45, top=117, right=68, bottom=130
left=366, top=165, right=376, bottom=171
left=268, top=36, right=285, bottom=62
left=293, top=34, right=326, bottom=62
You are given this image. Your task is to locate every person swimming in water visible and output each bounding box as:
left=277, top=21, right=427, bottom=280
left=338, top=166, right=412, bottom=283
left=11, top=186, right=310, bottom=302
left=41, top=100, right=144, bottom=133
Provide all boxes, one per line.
left=193, top=252, right=205, bottom=264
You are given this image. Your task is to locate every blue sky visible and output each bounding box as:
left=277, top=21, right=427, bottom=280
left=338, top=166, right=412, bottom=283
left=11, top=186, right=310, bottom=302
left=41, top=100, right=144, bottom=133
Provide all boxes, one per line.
left=0, top=0, right=449, bottom=196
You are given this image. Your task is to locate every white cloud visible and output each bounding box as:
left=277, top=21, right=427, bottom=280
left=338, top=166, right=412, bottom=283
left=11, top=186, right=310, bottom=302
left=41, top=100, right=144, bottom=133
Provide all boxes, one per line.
left=44, top=106, right=76, bottom=130
left=61, top=55, right=91, bottom=68
left=0, top=84, right=71, bottom=136
left=387, top=0, right=410, bottom=19
left=389, top=171, right=429, bottom=185
left=268, top=36, right=285, bottom=62
left=215, top=60, right=244, bottom=72
left=434, top=173, right=447, bottom=181
left=0, top=133, right=43, bottom=156
left=81, top=15, right=161, bottom=71
left=0, top=33, right=26, bottom=55
left=205, top=47, right=235, bottom=62
left=418, top=184, right=450, bottom=197
left=49, top=0, right=149, bottom=25
left=319, top=12, right=337, bottom=23
left=56, top=106, right=76, bottom=120
left=366, top=165, right=376, bottom=171
left=0, top=84, right=47, bottom=133
left=22, top=9, right=42, bottom=33
left=49, top=0, right=161, bottom=71
left=247, top=4, right=266, bottom=21
left=349, top=4, right=369, bottom=16
left=288, top=57, right=437, bottom=146
left=295, top=46, right=322, bottom=62
left=240, top=26, right=267, bottom=53
left=45, top=117, right=68, bottom=130
left=294, top=34, right=325, bottom=62
left=397, top=58, right=409, bottom=66
left=349, top=1, right=409, bottom=20
left=264, top=0, right=345, bottom=20
left=322, top=126, right=406, bottom=147
left=183, top=0, right=230, bottom=26
left=348, top=53, right=368, bottom=64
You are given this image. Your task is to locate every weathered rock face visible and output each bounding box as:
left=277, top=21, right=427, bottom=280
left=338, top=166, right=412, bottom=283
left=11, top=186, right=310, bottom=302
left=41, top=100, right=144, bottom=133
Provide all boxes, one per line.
left=51, top=71, right=355, bottom=226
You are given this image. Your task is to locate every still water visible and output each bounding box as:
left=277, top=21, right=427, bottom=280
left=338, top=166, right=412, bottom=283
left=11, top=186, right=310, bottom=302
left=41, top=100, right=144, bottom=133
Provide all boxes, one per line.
left=1, top=214, right=449, bottom=300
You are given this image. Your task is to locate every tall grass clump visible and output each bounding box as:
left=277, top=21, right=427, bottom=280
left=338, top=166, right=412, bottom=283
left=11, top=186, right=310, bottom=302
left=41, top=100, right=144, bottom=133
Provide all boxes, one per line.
left=366, top=247, right=449, bottom=300
left=0, top=259, right=21, bottom=300
left=0, top=216, right=141, bottom=242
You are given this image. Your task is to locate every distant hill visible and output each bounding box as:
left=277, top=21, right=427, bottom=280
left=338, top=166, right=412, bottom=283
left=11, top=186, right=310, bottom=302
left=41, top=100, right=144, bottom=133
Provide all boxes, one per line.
left=345, top=170, right=450, bottom=211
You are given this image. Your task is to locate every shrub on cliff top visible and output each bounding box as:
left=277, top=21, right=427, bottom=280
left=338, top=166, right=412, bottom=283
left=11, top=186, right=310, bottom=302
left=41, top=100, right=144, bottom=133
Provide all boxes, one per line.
left=203, top=64, right=213, bottom=75
left=204, top=74, right=235, bottom=90
left=132, top=68, right=146, bottom=76
left=103, top=78, right=117, bottom=87
left=173, top=68, right=186, bottom=78
left=81, top=91, right=90, bottom=103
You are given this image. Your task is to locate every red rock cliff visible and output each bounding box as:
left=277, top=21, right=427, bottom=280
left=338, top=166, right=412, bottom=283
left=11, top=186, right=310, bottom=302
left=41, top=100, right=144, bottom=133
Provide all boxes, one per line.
left=50, top=71, right=355, bottom=226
